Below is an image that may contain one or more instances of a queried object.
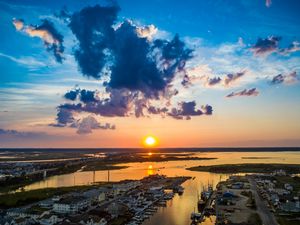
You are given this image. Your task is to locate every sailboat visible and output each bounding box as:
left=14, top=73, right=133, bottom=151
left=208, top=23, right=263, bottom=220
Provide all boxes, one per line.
left=197, top=191, right=206, bottom=211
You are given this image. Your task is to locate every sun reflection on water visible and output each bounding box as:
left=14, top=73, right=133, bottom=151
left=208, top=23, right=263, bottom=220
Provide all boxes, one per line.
left=147, top=164, right=154, bottom=175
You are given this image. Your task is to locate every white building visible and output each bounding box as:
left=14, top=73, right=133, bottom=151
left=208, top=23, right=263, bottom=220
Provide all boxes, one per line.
left=98, top=192, right=106, bottom=202
left=284, top=183, right=293, bottom=191
left=53, top=196, right=90, bottom=214
left=272, top=169, right=286, bottom=176
left=113, top=181, right=141, bottom=194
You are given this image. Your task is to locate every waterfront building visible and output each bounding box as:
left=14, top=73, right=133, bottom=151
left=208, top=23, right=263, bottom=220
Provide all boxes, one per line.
left=53, top=196, right=90, bottom=214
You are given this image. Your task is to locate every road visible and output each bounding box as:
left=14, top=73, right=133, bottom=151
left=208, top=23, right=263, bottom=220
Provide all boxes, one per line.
left=249, top=177, right=279, bottom=225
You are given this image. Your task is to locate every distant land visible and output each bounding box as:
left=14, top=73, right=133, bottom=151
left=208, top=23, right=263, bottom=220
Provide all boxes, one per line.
left=0, top=147, right=300, bottom=153
left=187, top=163, right=300, bottom=174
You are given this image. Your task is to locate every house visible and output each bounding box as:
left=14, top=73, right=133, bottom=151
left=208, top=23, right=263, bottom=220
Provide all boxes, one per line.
left=53, top=196, right=90, bottom=214
left=272, top=170, right=286, bottom=176
left=39, top=199, right=54, bottom=209
left=113, top=181, right=141, bottom=194
left=83, top=216, right=107, bottom=225
left=7, top=209, right=46, bottom=220
left=284, top=183, right=293, bottom=191
left=231, top=182, right=244, bottom=189
left=106, top=202, right=128, bottom=218
left=63, top=214, right=107, bottom=225
left=270, top=194, right=280, bottom=206
left=40, top=214, right=62, bottom=225
left=98, top=192, right=106, bottom=202
left=275, top=188, right=290, bottom=195
left=4, top=217, right=27, bottom=225
left=83, top=189, right=101, bottom=204
left=281, top=201, right=300, bottom=212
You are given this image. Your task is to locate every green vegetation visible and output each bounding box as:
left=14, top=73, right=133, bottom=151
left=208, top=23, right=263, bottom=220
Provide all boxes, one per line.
left=145, top=156, right=217, bottom=162
left=273, top=175, right=300, bottom=193
left=82, top=163, right=128, bottom=172
left=0, top=152, right=85, bottom=162
left=187, top=163, right=300, bottom=174
left=277, top=213, right=300, bottom=225
left=0, top=163, right=83, bottom=193
left=0, top=162, right=126, bottom=193
left=0, top=184, right=108, bottom=208
left=109, top=214, right=132, bottom=225
left=247, top=213, right=262, bottom=225
left=0, top=173, right=45, bottom=193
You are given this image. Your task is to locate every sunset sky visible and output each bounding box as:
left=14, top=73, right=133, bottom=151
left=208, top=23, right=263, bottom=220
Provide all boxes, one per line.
left=0, top=0, right=300, bottom=148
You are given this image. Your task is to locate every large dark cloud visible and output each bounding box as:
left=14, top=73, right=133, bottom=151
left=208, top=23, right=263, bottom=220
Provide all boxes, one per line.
left=226, top=88, right=259, bottom=98
left=56, top=86, right=211, bottom=124
left=13, top=19, right=64, bottom=62
left=168, top=101, right=212, bottom=120
left=109, top=22, right=192, bottom=98
left=67, top=5, right=193, bottom=98
left=108, top=21, right=167, bottom=97
left=69, top=5, right=119, bottom=78
left=51, top=4, right=211, bottom=127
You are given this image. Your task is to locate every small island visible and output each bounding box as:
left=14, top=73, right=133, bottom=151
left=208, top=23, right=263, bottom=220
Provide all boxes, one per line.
left=186, top=163, right=300, bottom=174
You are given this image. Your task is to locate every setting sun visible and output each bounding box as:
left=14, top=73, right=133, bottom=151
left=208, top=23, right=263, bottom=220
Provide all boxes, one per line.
left=143, top=136, right=158, bottom=147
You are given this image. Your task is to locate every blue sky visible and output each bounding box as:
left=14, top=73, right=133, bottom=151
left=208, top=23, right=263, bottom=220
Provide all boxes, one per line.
left=0, top=0, right=300, bottom=148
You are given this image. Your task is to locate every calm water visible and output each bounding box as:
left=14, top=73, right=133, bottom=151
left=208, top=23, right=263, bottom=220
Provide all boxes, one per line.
left=19, top=151, right=300, bottom=225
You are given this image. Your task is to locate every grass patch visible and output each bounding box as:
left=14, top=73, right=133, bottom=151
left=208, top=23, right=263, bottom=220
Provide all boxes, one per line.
left=273, top=176, right=300, bottom=193
left=247, top=213, right=262, bottom=225
left=82, top=163, right=128, bottom=172
left=0, top=184, right=108, bottom=209
left=277, top=214, right=300, bottom=225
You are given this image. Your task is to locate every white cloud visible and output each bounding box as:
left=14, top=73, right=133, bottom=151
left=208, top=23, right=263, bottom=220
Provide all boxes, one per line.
left=136, top=24, right=158, bottom=40
left=0, top=52, right=46, bottom=69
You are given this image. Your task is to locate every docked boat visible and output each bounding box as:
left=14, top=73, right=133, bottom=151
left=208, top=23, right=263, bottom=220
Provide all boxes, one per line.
left=173, top=185, right=184, bottom=195
left=197, top=199, right=206, bottom=211
left=198, top=183, right=213, bottom=212
left=201, top=184, right=213, bottom=200
left=190, top=212, right=202, bottom=223
left=177, top=186, right=184, bottom=195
